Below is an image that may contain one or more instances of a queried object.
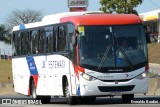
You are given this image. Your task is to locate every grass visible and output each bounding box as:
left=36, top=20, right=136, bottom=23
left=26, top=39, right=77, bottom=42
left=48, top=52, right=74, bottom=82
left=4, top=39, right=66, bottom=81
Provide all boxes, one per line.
left=0, top=60, right=13, bottom=83
left=0, top=43, right=160, bottom=82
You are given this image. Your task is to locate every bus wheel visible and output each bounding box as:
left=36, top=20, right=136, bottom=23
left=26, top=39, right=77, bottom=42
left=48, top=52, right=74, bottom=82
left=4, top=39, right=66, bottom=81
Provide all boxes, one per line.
left=122, top=94, right=134, bottom=103
left=31, top=81, right=37, bottom=99
left=64, top=81, right=77, bottom=105
left=31, top=81, right=51, bottom=104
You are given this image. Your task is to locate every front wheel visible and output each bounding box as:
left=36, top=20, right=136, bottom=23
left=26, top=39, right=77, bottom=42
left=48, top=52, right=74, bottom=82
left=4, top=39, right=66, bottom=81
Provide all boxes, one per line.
left=122, top=94, right=134, bottom=103
left=64, top=81, right=77, bottom=105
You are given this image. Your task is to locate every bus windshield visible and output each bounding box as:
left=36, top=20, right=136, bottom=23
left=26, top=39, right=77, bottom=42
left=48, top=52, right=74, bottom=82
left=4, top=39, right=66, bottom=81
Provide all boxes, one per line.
left=78, top=25, right=148, bottom=72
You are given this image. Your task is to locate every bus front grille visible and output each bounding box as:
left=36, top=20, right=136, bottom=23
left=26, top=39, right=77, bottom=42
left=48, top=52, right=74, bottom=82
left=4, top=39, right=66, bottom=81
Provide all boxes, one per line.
left=98, top=85, right=135, bottom=92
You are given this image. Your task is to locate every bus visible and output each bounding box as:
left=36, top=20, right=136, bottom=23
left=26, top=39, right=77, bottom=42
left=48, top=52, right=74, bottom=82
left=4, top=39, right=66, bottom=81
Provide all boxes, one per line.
left=12, top=11, right=149, bottom=104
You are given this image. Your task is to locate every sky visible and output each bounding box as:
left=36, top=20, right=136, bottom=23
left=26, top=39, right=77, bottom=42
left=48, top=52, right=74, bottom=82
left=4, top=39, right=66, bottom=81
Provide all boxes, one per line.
left=0, top=0, right=160, bottom=24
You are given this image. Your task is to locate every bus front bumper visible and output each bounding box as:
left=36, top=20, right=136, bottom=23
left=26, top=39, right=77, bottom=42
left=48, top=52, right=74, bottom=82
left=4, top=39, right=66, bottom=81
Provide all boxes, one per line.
left=78, top=75, right=149, bottom=96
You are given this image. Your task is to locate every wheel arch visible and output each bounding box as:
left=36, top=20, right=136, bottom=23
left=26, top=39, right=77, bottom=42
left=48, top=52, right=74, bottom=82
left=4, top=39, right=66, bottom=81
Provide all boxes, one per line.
left=29, top=76, right=34, bottom=96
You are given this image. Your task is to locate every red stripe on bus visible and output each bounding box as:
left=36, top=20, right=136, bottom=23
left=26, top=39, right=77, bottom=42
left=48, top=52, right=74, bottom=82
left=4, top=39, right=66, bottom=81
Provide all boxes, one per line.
left=28, top=87, right=30, bottom=96
left=33, top=75, right=39, bottom=89
left=72, top=64, right=85, bottom=80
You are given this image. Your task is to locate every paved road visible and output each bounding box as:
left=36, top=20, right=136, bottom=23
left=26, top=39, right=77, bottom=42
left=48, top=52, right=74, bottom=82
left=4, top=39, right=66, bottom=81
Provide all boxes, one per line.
left=0, top=95, right=160, bottom=107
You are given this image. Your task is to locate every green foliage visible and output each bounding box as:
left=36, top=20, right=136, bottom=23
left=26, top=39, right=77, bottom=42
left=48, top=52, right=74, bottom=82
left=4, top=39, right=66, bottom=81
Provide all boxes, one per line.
left=0, top=24, right=11, bottom=43
left=99, top=0, right=143, bottom=15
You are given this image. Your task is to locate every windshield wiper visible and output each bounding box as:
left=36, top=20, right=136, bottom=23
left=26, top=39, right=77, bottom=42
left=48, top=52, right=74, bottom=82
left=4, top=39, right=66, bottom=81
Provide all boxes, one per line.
left=97, top=45, right=111, bottom=71
left=118, top=47, right=133, bottom=69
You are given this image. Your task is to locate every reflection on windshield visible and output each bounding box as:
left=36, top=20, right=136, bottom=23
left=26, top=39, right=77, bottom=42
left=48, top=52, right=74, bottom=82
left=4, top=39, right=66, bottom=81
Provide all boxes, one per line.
left=78, top=25, right=147, bottom=72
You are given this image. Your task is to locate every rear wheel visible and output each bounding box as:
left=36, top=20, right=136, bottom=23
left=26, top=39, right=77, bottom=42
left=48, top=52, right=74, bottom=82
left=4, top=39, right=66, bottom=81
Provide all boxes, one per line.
left=64, top=80, right=77, bottom=105
left=31, top=81, right=37, bottom=99
left=31, top=81, right=51, bottom=104
left=122, top=94, right=134, bottom=103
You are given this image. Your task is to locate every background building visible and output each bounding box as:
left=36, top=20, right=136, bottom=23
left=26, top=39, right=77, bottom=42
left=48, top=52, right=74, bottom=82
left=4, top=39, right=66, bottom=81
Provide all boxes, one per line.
left=0, top=41, right=12, bottom=59
left=68, top=0, right=88, bottom=12
left=139, top=9, right=160, bottom=43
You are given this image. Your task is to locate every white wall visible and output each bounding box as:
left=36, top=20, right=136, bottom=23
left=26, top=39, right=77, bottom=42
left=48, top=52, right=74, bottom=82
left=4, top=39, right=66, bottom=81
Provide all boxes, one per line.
left=0, top=41, right=12, bottom=56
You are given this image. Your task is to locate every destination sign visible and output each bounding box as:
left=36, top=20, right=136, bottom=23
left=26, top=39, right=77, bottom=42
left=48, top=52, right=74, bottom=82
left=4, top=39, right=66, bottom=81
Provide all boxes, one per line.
left=68, top=0, right=88, bottom=7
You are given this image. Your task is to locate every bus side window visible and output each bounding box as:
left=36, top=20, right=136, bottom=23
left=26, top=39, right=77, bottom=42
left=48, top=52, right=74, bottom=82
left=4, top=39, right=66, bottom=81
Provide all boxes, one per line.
left=38, top=29, right=45, bottom=54
left=12, top=33, right=17, bottom=56
left=67, top=24, right=74, bottom=51
left=57, top=26, right=67, bottom=51
left=67, top=23, right=76, bottom=64
left=45, top=26, right=53, bottom=54
left=53, top=27, right=56, bottom=52
left=30, top=30, right=38, bottom=54
left=21, top=32, right=29, bottom=55
left=17, top=33, right=21, bottom=56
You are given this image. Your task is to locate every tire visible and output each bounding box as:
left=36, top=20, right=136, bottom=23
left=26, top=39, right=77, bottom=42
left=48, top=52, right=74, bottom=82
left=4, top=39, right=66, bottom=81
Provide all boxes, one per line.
left=64, top=81, right=77, bottom=105
left=31, top=81, right=37, bottom=99
left=122, top=94, right=134, bottom=103
left=31, top=81, right=51, bottom=104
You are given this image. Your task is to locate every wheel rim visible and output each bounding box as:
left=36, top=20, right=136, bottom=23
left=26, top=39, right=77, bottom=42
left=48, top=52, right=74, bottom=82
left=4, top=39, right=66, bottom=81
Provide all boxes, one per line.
left=65, top=85, right=70, bottom=98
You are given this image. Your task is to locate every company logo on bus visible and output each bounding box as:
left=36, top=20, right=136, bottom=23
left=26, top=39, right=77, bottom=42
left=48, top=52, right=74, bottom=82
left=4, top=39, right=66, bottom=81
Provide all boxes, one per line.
left=97, top=75, right=114, bottom=79
left=48, top=60, right=65, bottom=69
left=108, top=69, right=123, bottom=72
left=114, top=81, right=119, bottom=84
left=29, top=62, right=36, bottom=70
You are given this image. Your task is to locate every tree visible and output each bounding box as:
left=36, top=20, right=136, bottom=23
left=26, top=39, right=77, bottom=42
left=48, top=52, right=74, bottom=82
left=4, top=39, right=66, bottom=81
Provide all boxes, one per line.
left=0, top=24, right=10, bottom=43
left=5, top=9, right=44, bottom=30
left=99, top=0, right=143, bottom=15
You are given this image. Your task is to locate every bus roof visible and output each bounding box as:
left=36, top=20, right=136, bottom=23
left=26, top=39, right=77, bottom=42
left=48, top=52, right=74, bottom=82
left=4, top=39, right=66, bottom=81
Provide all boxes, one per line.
left=12, top=11, right=142, bottom=31
left=60, top=14, right=142, bottom=26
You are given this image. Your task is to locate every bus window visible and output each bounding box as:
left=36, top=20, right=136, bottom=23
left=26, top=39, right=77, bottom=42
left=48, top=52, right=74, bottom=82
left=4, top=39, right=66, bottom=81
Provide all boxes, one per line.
left=67, top=23, right=76, bottom=64
left=30, top=30, right=38, bottom=54
left=45, top=26, right=53, bottom=53
left=12, top=32, right=18, bottom=56
left=57, top=26, right=67, bottom=51
left=21, top=32, right=29, bottom=55
left=53, top=27, right=56, bottom=52
left=67, top=23, right=75, bottom=51
left=16, top=33, right=21, bottom=56
left=38, top=29, right=45, bottom=54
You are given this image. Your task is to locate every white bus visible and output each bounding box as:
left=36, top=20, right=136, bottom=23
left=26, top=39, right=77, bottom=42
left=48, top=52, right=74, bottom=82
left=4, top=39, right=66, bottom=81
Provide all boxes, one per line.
left=12, top=11, right=149, bottom=104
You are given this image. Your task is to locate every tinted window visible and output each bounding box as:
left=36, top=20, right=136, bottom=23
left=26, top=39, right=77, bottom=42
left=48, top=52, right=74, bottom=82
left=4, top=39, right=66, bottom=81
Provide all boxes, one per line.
left=21, top=32, right=29, bottom=55
left=45, top=26, right=53, bottom=53
left=57, top=26, right=67, bottom=51
left=30, top=30, right=38, bottom=54
left=38, top=29, right=45, bottom=54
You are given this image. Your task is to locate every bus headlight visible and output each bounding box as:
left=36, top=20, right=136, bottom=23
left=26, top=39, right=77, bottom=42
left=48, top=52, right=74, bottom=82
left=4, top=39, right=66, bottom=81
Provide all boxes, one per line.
left=81, top=73, right=97, bottom=81
left=136, top=72, right=148, bottom=79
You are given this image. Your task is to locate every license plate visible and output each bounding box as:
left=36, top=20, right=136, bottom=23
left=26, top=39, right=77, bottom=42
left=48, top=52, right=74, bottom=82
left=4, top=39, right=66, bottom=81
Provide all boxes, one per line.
left=111, top=92, right=122, bottom=96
